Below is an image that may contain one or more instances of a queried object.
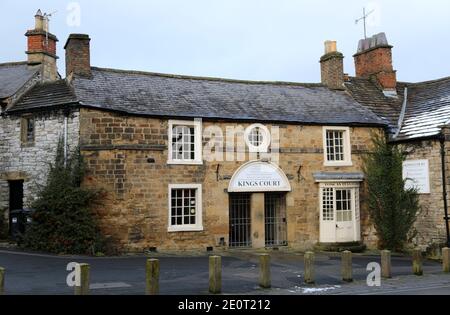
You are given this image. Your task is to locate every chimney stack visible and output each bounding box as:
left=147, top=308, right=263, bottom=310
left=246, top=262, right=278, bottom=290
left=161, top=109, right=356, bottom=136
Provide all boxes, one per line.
left=64, top=34, right=92, bottom=78
left=25, top=10, right=59, bottom=81
left=353, top=33, right=397, bottom=93
left=320, top=40, right=345, bottom=90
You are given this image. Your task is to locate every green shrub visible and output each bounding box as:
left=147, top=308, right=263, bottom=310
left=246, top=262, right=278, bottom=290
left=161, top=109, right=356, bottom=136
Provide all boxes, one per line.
left=20, top=140, right=106, bottom=255
left=363, top=133, right=421, bottom=251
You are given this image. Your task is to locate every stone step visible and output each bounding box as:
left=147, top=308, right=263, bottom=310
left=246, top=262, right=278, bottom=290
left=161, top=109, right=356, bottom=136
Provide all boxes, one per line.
left=315, top=242, right=367, bottom=253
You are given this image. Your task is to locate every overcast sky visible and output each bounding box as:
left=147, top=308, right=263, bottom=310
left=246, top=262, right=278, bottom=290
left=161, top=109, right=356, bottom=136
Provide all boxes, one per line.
left=1, top=0, right=449, bottom=83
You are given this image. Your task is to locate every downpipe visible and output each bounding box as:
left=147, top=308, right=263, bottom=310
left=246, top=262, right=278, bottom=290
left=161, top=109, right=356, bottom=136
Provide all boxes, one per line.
left=439, top=134, right=450, bottom=247
left=64, top=113, right=68, bottom=167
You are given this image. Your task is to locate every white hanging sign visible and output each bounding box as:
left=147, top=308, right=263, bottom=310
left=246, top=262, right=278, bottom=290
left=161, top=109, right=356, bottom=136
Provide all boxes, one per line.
left=402, top=160, right=430, bottom=194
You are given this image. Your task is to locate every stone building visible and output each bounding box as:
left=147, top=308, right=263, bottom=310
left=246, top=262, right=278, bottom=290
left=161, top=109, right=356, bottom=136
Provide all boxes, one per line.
left=1, top=13, right=449, bottom=252
left=345, top=33, right=450, bottom=250
left=0, top=11, right=78, bottom=216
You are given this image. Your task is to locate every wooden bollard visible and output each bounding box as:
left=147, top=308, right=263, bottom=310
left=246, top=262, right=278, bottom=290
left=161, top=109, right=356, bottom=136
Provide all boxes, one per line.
left=341, top=251, right=353, bottom=282
left=412, top=249, right=423, bottom=276
left=381, top=250, right=392, bottom=278
left=209, top=256, right=221, bottom=294
left=304, top=252, right=315, bottom=284
left=74, top=263, right=90, bottom=295
left=0, top=267, right=4, bottom=295
left=443, top=247, right=450, bottom=273
left=259, top=254, right=271, bottom=288
left=146, top=259, right=160, bottom=295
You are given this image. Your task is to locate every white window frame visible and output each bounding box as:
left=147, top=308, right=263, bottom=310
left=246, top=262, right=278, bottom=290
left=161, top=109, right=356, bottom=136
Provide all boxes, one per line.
left=168, top=184, right=203, bottom=232
left=322, top=126, right=352, bottom=167
left=244, top=124, right=271, bottom=153
left=168, top=120, right=203, bottom=165
left=320, top=186, right=358, bottom=223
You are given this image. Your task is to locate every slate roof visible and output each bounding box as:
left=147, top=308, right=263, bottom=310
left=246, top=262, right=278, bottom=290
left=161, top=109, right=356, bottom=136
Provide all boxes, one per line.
left=8, top=65, right=450, bottom=139
left=396, top=77, right=450, bottom=141
left=8, top=80, right=78, bottom=113
left=64, top=67, right=384, bottom=126
left=345, top=77, right=407, bottom=132
left=345, top=76, right=450, bottom=141
left=0, top=62, right=40, bottom=99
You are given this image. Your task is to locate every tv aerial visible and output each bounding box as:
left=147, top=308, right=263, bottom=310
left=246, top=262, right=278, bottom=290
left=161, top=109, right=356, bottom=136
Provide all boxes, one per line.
left=42, top=11, right=57, bottom=47
left=355, top=8, right=375, bottom=39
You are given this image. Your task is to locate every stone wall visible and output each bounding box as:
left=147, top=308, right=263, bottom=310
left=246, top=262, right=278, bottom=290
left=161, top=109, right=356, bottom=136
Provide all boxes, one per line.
left=402, top=139, right=449, bottom=249
left=0, top=109, right=80, bottom=224
left=79, top=108, right=382, bottom=252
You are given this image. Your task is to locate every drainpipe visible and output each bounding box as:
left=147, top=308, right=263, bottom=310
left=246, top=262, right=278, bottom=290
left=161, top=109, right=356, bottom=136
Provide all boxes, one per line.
left=439, top=133, right=450, bottom=247
left=64, top=113, right=69, bottom=167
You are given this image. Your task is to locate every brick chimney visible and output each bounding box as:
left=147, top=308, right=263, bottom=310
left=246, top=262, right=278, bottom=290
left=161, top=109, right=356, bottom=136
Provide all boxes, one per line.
left=320, top=41, right=344, bottom=90
left=353, top=33, right=397, bottom=93
left=25, top=10, right=59, bottom=81
left=64, top=34, right=92, bottom=78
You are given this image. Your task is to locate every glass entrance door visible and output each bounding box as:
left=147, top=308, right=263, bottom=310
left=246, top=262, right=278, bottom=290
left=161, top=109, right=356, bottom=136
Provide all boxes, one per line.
left=335, top=189, right=354, bottom=242
left=319, top=183, right=361, bottom=243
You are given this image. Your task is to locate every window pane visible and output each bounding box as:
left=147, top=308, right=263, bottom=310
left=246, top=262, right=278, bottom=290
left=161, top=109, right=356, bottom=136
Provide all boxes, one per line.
left=27, top=119, right=34, bottom=142
left=336, top=189, right=352, bottom=222
left=171, top=124, right=197, bottom=161
left=326, top=130, right=345, bottom=162
left=170, top=188, right=198, bottom=227
left=322, top=188, right=334, bottom=221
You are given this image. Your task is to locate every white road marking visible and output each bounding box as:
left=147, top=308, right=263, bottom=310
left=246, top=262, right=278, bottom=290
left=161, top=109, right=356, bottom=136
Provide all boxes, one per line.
left=89, top=282, right=132, bottom=290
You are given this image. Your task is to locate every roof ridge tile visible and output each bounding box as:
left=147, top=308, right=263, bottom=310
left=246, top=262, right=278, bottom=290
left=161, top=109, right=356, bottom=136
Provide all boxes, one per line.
left=89, top=66, right=325, bottom=88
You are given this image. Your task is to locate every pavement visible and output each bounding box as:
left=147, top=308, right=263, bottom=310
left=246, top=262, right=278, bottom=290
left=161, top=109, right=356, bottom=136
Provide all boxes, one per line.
left=0, top=248, right=449, bottom=295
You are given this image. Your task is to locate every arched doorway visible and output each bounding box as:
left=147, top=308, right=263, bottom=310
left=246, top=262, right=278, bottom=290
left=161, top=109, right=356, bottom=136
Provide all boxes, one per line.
left=228, top=161, right=291, bottom=248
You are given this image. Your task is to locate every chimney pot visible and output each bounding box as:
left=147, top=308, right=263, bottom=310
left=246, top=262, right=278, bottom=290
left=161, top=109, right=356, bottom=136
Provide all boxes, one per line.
left=324, top=40, right=337, bottom=54
left=34, top=10, right=44, bottom=31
